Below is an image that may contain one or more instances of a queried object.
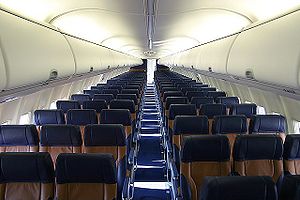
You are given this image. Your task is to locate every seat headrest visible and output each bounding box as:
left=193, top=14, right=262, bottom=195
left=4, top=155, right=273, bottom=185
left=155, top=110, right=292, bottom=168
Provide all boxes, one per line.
left=71, top=94, right=91, bottom=104
left=174, top=116, right=209, bottom=135
left=121, top=89, right=139, bottom=96
left=82, top=100, right=108, bottom=113
left=181, top=135, right=230, bottom=162
left=200, top=176, right=277, bottom=200
left=161, top=87, right=178, bottom=93
left=34, top=109, right=65, bottom=125
left=181, top=87, right=198, bottom=95
left=117, top=94, right=138, bottom=105
left=56, top=100, right=81, bottom=113
left=163, top=91, right=184, bottom=101
left=212, top=115, right=247, bottom=134
left=93, top=94, right=114, bottom=103
left=283, top=134, right=300, bottom=160
left=280, top=175, right=300, bottom=200
left=207, top=91, right=226, bottom=99
left=190, top=97, right=214, bottom=109
left=110, top=100, right=135, bottom=113
left=215, top=97, right=239, bottom=106
left=56, top=153, right=116, bottom=184
left=186, top=91, right=207, bottom=101
left=102, top=89, right=119, bottom=98
left=40, top=125, right=82, bottom=146
left=66, top=109, right=98, bottom=126
left=169, top=104, right=197, bottom=120
left=84, top=90, right=99, bottom=98
left=100, top=109, right=131, bottom=126
left=0, top=152, right=54, bottom=183
left=199, top=104, right=227, bottom=119
left=249, top=115, right=287, bottom=134
left=165, top=97, right=188, bottom=110
left=233, top=134, right=283, bottom=161
left=108, top=86, right=122, bottom=92
left=200, top=87, right=217, bottom=92
left=230, top=103, right=257, bottom=117
left=0, top=125, right=39, bottom=146
left=84, top=124, right=126, bottom=146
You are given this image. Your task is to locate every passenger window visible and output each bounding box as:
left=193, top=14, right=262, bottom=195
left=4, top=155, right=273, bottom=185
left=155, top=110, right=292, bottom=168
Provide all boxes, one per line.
left=49, top=101, right=57, bottom=109
left=293, top=121, right=300, bottom=134
left=257, top=106, right=266, bottom=115
left=19, top=112, right=32, bottom=124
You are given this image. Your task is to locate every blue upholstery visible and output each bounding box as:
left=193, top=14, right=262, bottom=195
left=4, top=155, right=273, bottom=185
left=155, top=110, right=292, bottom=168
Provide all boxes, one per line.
left=190, top=97, right=214, bottom=109
left=56, top=153, right=116, bottom=184
left=56, top=100, right=80, bottom=113
left=200, top=104, right=227, bottom=119
left=108, top=86, right=122, bottom=92
left=110, top=100, right=135, bottom=113
left=82, top=100, right=108, bottom=113
left=70, top=94, right=91, bottom=105
left=181, top=87, right=198, bottom=95
left=173, top=116, right=209, bottom=135
left=162, top=91, right=184, bottom=101
left=280, top=175, right=300, bottom=200
left=0, top=152, right=54, bottom=183
left=40, top=125, right=82, bottom=146
left=200, top=87, right=217, bottom=92
left=230, top=103, right=257, bottom=117
left=186, top=91, right=207, bottom=101
left=165, top=97, right=188, bottom=110
left=249, top=115, right=287, bottom=134
left=181, top=135, right=230, bottom=162
left=212, top=115, right=247, bottom=134
left=0, top=125, right=39, bottom=146
left=84, top=124, right=126, bottom=146
left=34, top=109, right=65, bottom=125
left=66, top=109, right=98, bottom=126
left=93, top=94, right=114, bottom=103
left=168, top=104, right=197, bottom=120
left=102, top=89, right=119, bottom=98
left=207, top=91, right=226, bottom=100
left=233, top=134, right=283, bottom=161
left=83, top=90, right=100, bottom=98
left=121, top=89, right=140, bottom=97
left=117, top=94, right=138, bottom=105
left=100, top=109, right=131, bottom=126
left=161, top=87, right=179, bottom=94
left=283, top=134, right=300, bottom=160
left=216, top=97, right=239, bottom=106
left=200, top=176, right=277, bottom=200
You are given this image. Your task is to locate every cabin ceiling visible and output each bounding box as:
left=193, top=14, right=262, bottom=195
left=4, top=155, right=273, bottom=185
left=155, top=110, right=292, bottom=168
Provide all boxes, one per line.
left=0, top=0, right=300, bottom=59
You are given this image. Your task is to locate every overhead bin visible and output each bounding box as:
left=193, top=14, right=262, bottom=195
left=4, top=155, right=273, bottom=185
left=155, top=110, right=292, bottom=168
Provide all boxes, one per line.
left=228, top=11, right=300, bottom=88
left=65, top=36, right=103, bottom=74
left=0, top=11, right=75, bottom=90
left=0, top=48, right=6, bottom=90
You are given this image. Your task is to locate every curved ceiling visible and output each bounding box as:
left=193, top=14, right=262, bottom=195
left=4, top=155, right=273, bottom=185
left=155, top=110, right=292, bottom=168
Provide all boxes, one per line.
left=0, top=0, right=300, bottom=59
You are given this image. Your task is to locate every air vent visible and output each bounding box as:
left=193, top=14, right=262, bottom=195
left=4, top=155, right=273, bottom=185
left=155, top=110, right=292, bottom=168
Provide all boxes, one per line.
left=245, top=69, right=255, bottom=79
left=49, top=69, right=58, bottom=80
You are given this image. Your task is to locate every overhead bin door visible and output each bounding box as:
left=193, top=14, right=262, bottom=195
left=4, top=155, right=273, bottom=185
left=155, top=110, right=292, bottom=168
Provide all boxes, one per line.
left=0, top=47, right=7, bottom=90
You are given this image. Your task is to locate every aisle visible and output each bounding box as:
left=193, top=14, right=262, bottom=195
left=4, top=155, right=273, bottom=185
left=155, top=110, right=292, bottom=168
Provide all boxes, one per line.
left=133, top=83, right=171, bottom=200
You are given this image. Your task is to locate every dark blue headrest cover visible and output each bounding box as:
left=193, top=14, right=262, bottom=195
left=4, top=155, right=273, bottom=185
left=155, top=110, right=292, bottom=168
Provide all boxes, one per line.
left=117, top=94, right=138, bottom=105
left=71, top=94, right=91, bottom=103
left=40, top=125, right=82, bottom=146
left=82, top=100, right=108, bottom=113
left=200, top=87, right=217, bottom=91
left=110, top=100, right=135, bottom=113
left=121, top=89, right=139, bottom=96
left=56, top=153, right=116, bottom=184
left=230, top=103, right=257, bottom=117
left=190, top=97, right=214, bottom=108
left=216, top=97, right=239, bottom=105
left=283, top=134, right=300, bottom=160
left=200, top=104, right=227, bottom=119
left=56, top=100, right=80, bottom=113
left=100, top=109, right=131, bottom=126
left=34, top=109, right=65, bottom=125
left=163, top=91, right=184, bottom=101
left=249, top=115, right=287, bottom=134
left=174, top=116, right=209, bottom=135
left=207, top=91, right=226, bottom=99
left=186, top=91, right=207, bottom=101
left=233, top=134, right=283, bottom=161
left=84, top=124, right=126, bottom=146
left=0, top=125, right=39, bottom=146
left=169, top=104, right=197, bottom=120
left=165, top=97, right=188, bottom=110
left=181, top=135, right=230, bottom=162
left=280, top=175, right=300, bottom=200
left=212, top=115, right=247, bottom=134
left=93, top=94, right=114, bottom=103
left=200, top=176, right=277, bottom=200
left=0, top=152, right=54, bottom=183
left=66, top=109, right=97, bottom=125
left=102, top=89, right=119, bottom=96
